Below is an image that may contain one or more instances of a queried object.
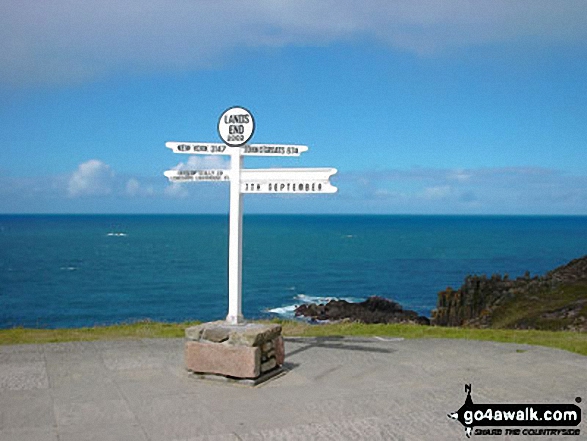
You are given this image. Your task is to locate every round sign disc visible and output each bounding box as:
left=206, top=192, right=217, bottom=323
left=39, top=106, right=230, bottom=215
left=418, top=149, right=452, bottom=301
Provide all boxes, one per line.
left=217, top=106, right=255, bottom=147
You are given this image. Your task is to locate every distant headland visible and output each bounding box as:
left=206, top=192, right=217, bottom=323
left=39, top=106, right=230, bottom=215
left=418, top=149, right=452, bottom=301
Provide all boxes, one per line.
left=295, top=255, right=587, bottom=332
left=432, top=255, right=587, bottom=331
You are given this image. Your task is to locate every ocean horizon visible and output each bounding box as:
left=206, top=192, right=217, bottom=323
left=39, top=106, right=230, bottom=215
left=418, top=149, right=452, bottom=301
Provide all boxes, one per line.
left=1, top=214, right=586, bottom=329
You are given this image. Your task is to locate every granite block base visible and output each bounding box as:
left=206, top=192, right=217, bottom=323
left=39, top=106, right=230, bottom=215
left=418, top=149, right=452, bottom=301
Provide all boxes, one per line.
left=185, top=321, right=285, bottom=384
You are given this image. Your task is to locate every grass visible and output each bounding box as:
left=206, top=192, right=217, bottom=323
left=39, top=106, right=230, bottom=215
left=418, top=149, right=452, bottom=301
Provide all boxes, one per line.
left=1, top=319, right=586, bottom=356
left=490, top=283, right=587, bottom=330
left=279, top=320, right=587, bottom=355
left=0, top=320, right=200, bottom=345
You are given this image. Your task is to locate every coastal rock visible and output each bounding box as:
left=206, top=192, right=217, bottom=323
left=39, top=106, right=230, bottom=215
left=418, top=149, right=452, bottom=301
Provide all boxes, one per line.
left=431, top=255, right=587, bottom=331
left=294, top=296, right=430, bottom=325
left=546, top=255, right=587, bottom=284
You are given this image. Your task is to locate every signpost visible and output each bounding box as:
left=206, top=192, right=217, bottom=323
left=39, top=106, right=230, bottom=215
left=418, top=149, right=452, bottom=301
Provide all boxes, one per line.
left=241, top=168, right=337, bottom=193
left=165, top=142, right=308, bottom=157
left=165, top=106, right=337, bottom=324
left=217, top=106, right=255, bottom=147
left=164, top=169, right=230, bottom=182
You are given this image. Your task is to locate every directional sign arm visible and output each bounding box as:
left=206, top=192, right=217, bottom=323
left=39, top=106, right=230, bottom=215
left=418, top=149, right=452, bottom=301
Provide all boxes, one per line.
left=166, top=142, right=230, bottom=155
left=240, top=168, right=337, bottom=193
left=166, top=142, right=308, bottom=157
left=163, top=167, right=337, bottom=193
left=164, top=169, right=230, bottom=182
left=243, top=144, right=308, bottom=157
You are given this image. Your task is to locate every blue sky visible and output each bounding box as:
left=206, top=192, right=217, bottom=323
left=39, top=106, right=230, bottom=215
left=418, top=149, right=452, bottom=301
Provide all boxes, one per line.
left=1, top=1, right=586, bottom=214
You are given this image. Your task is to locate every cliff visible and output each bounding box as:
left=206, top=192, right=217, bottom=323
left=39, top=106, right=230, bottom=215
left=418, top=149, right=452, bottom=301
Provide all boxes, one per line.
left=431, top=255, right=587, bottom=331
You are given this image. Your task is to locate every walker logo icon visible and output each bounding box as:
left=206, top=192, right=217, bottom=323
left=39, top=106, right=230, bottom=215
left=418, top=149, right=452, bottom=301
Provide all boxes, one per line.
left=448, top=384, right=581, bottom=438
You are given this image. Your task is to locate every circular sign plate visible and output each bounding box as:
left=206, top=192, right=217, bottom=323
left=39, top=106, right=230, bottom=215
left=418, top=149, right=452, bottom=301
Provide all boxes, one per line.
left=217, top=106, right=255, bottom=147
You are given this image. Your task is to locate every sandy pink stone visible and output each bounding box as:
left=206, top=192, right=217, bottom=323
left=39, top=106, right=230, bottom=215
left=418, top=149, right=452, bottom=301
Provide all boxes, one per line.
left=272, top=336, right=285, bottom=366
left=185, top=341, right=261, bottom=378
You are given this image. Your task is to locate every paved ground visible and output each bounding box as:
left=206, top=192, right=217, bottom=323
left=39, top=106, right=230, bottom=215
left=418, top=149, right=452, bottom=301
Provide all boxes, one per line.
left=0, top=337, right=585, bottom=441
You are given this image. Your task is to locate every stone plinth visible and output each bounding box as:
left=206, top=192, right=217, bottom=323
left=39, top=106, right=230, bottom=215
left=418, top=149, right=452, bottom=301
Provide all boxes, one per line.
left=185, top=321, right=285, bottom=382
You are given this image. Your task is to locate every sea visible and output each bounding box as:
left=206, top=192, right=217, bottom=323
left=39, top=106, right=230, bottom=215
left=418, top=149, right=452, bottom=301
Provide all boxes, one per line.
left=1, top=215, right=586, bottom=329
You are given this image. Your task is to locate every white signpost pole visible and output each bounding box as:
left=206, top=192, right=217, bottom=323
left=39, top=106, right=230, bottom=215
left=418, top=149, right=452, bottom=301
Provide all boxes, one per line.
left=219, top=106, right=255, bottom=325
left=227, top=148, right=244, bottom=324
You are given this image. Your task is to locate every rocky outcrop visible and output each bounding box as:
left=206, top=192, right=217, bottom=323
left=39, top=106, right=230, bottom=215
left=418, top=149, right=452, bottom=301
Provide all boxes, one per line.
left=431, top=256, right=587, bottom=331
left=295, top=296, right=430, bottom=325
left=546, top=255, right=587, bottom=284
left=431, top=273, right=535, bottom=327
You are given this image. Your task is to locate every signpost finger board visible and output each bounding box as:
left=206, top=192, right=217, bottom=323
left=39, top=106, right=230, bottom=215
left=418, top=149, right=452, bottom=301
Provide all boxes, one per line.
left=164, top=168, right=337, bottom=193
left=166, top=142, right=308, bottom=157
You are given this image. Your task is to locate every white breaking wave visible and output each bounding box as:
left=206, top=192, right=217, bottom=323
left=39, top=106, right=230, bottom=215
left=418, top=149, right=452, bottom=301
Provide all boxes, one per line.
left=295, top=294, right=363, bottom=304
left=295, top=294, right=338, bottom=304
left=266, top=305, right=297, bottom=316
left=107, top=232, right=127, bottom=237
left=267, top=293, right=365, bottom=318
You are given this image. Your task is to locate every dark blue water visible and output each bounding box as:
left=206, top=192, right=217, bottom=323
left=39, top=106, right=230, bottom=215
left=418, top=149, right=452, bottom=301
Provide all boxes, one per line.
left=1, top=215, right=586, bottom=329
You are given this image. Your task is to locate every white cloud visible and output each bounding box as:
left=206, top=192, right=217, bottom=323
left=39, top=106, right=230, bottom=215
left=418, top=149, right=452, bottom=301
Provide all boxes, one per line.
left=172, top=156, right=229, bottom=171
left=448, top=170, right=471, bottom=182
left=1, top=0, right=586, bottom=86
left=2, top=161, right=586, bottom=214
left=68, top=159, right=114, bottom=197
left=125, top=178, right=140, bottom=196
left=161, top=156, right=229, bottom=199
left=421, top=185, right=452, bottom=200
left=340, top=166, right=587, bottom=214
left=125, top=178, right=155, bottom=197
left=164, top=183, right=189, bottom=199
left=66, top=158, right=220, bottom=200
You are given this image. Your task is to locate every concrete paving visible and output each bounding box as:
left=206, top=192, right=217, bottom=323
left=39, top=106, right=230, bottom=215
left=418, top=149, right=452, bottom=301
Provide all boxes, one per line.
left=0, top=337, right=585, bottom=441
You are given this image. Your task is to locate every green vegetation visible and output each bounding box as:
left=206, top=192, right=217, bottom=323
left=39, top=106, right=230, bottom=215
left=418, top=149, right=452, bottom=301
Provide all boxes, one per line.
left=431, top=256, right=587, bottom=330
left=1, top=319, right=586, bottom=356
left=490, top=283, right=587, bottom=331
left=0, top=320, right=200, bottom=345
left=277, top=320, right=587, bottom=356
